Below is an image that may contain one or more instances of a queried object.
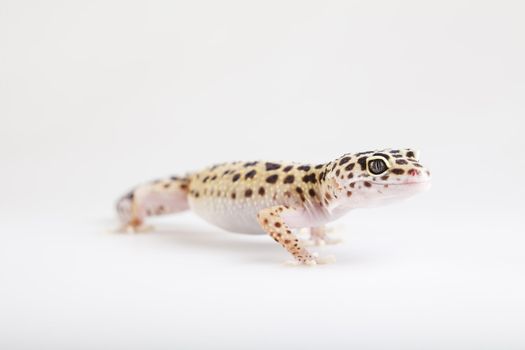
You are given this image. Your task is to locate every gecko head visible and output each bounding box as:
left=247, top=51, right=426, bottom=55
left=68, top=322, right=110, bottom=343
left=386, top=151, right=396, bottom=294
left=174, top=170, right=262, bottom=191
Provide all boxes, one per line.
left=328, top=148, right=431, bottom=208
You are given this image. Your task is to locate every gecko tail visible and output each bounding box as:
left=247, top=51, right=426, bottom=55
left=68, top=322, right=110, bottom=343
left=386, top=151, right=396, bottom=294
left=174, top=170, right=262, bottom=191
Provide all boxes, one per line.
left=116, top=175, right=191, bottom=227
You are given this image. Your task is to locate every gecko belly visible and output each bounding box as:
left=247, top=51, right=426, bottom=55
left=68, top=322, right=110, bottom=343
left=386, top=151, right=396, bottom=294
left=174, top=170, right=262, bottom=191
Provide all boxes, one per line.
left=188, top=197, right=267, bottom=234
left=188, top=196, right=329, bottom=235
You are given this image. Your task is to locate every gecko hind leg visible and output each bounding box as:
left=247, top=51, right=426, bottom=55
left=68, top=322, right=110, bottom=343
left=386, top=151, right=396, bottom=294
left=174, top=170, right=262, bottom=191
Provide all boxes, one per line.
left=115, top=176, right=190, bottom=233
left=256, top=206, right=335, bottom=265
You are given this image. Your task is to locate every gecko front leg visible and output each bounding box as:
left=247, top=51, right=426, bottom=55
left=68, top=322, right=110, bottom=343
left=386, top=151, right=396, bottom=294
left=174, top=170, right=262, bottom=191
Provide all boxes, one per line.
left=256, top=206, right=335, bottom=265
left=303, top=226, right=343, bottom=247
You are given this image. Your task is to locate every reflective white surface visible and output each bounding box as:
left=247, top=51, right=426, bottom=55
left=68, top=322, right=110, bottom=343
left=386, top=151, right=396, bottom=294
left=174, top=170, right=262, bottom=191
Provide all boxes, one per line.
left=1, top=0, right=524, bottom=349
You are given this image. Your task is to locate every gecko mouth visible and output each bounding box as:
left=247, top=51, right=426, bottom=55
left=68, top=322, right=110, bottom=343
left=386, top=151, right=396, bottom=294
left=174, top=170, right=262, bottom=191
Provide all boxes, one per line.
left=372, top=180, right=431, bottom=197
left=371, top=179, right=432, bottom=187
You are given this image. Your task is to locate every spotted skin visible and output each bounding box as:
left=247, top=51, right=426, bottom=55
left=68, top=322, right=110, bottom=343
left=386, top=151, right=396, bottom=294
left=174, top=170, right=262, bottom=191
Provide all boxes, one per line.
left=256, top=205, right=315, bottom=264
left=116, top=176, right=190, bottom=227
left=116, top=148, right=431, bottom=264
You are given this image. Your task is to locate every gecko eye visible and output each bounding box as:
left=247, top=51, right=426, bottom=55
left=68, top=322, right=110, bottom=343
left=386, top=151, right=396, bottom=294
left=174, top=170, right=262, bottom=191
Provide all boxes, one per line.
left=366, top=156, right=390, bottom=176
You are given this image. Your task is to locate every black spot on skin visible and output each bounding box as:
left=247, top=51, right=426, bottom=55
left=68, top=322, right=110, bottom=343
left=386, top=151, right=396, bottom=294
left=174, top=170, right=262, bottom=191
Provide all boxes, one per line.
left=336, top=169, right=340, bottom=177
left=258, top=187, right=265, bottom=196
left=163, top=183, right=171, bottom=188
left=170, top=176, right=179, bottom=181
left=346, top=191, right=352, bottom=197
left=395, top=159, right=408, bottom=165
left=232, top=173, right=241, bottom=182
left=339, top=157, right=351, bottom=165
left=345, top=163, right=355, bottom=171
left=357, top=157, right=367, bottom=170
left=245, top=189, right=253, bottom=197
left=203, top=176, right=209, bottom=183
left=243, top=161, right=258, bottom=167
left=297, top=165, right=311, bottom=171
left=413, top=163, right=423, bottom=168
left=392, top=154, right=403, bottom=158
left=245, top=170, right=257, bottom=179
left=231, top=192, right=236, bottom=199
left=266, top=174, right=279, bottom=184
left=295, top=187, right=303, bottom=194
left=373, top=153, right=391, bottom=159
left=302, top=173, right=316, bottom=183
left=350, top=182, right=355, bottom=188
left=283, top=165, right=294, bottom=172
left=381, top=175, right=389, bottom=181
left=125, top=191, right=134, bottom=200
left=211, top=175, right=217, bottom=181
left=308, top=188, right=316, bottom=197
left=283, top=175, right=294, bottom=184
left=390, top=150, right=400, bottom=153
left=391, top=168, right=405, bottom=175
left=265, top=162, right=281, bottom=171
left=406, top=151, right=415, bottom=158
left=355, top=151, right=373, bottom=157
left=364, top=181, right=372, bottom=188
left=347, top=173, right=353, bottom=179
left=315, top=164, right=324, bottom=169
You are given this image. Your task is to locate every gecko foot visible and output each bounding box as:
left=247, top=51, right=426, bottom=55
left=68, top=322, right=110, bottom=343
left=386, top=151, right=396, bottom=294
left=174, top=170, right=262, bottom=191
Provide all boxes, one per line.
left=113, top=222, right=154, bottom=234
left=303, top=236, right=343, bottom=247
left=284, top=253, right=336, bottom=266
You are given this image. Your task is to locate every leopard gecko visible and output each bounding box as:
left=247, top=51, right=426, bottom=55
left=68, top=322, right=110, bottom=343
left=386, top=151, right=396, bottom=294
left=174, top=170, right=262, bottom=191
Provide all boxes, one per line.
left=116, top=148, right=431, bottom=265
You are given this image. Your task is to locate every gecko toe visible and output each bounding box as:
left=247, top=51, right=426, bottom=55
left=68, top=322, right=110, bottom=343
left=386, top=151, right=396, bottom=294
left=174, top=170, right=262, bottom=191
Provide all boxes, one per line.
left=316, top=255, right=336, bottom=265
left=113, top=223, right=154, bottom=234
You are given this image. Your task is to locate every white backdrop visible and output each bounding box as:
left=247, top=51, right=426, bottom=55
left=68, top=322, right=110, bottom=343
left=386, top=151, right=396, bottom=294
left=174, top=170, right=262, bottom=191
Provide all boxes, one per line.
left=1, top=1, right=524, bottom=349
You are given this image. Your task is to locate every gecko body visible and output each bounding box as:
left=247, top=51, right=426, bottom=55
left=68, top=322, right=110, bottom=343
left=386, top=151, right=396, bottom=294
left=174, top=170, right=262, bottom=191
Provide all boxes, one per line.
left=116, top=148, right=431, bottom=264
